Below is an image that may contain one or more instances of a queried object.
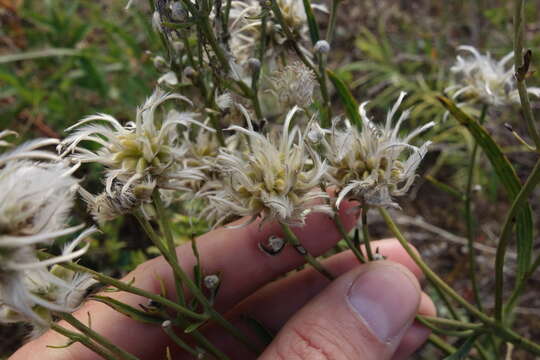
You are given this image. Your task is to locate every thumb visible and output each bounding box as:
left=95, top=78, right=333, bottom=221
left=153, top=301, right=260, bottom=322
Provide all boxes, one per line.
left=259, top=261, right=422, bottom=360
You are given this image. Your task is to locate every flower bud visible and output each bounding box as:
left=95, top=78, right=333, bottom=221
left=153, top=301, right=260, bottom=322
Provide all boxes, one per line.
left=247, top=58, right=261, bottom=73
left=204, top=274, right=220, bottom=290
left=314, top=40, right=330, bottom=54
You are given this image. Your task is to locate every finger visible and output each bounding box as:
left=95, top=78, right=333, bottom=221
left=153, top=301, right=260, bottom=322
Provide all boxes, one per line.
left=391, top=294, right=436, bottom=360
left=260, top=261, right=422, bottom=360
left=201, top=239, right=428, bottom=358
left=136, top=200, right=359, bottom=311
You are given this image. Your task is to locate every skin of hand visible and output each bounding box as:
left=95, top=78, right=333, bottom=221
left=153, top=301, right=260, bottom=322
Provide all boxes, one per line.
left=10, top=200, right=436, bottom=360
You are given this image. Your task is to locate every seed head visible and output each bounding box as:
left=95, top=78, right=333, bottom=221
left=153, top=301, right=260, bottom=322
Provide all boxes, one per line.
left=448, top=45, right=540, bottom=106
left=203, top=107, right=332, bottom=227
left=324, top=92, right=434, bottom=209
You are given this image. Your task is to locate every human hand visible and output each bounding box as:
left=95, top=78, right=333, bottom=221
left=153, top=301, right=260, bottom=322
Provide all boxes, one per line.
left=10, top=203, right=435, bottom=360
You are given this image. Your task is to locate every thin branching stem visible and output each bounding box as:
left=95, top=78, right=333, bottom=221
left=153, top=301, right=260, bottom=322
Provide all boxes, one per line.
left=134, top=213, right=261, bottom=355
left=50, top=323, right=116, bottom=360
left=464, top=104, right=488, bottom=312
left=37, top=252, right=207, bottom=321
left=326, top=0, right=341, bottom=44
left=417, top=315, right=483, bottom=330
left=361, top=204, right=374, bottom=261
left=494, top=158, right=540, bottom=322
left=58, top=313, right=139, bottom=360
left=505, top=252, right=540, bottom=317
left=380, top=208, right=540, bottom=355
left=153, top=193, right=185, bottom=307
left=280, top=222, right=335, bottom=280
left=332, top=213, right=366, bottom=264
left=514, top=0, right=540, bottom=151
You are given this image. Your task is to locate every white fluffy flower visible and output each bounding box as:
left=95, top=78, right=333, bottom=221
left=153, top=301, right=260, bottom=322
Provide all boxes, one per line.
left=448, top=45, right=540, bottom=106
left=203, top=107, right=332, bottom=227
left=324, top=92, right=434, bottom=209
left=0, top=145, right=97, bottom=330
left=59, top=88, right=204, bottom=195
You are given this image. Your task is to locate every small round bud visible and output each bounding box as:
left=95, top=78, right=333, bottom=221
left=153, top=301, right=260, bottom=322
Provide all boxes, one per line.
left=162, top=320, right=172, bottom=328
left=259, top=235, right=285, bottom=255
left=247, top=58, right=261, bottom=72
left=204, top=274, right=220, bottom=290
left=314, top=40, right=330, bottom=54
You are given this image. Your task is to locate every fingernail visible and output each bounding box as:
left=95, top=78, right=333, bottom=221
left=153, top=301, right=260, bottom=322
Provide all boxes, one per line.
left=347, top=264, right=419, bottom=343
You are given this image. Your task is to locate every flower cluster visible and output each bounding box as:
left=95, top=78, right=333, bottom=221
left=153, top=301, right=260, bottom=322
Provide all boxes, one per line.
left=203, top=107, right=332, bottom=227
left=448, top=45, right=540, bottom=106
left=0, top=138, right=96, bottom=335
left=322, top=92, right=434, bottom=209
left=59, top=89, right=211, bottom=221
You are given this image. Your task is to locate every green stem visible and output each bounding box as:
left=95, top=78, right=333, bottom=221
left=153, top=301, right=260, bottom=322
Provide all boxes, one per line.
left=325, top=0, right=341, bottom=44
left=513, top=0, right=540, bottom=151
left=417, top=315, right=483, bottom=330
left=427, top=334, right=456, bottom=356
left=504, top=252, right=540, bottom=316
left=317, top=52, right=332, bottom=127
left=494, top=158, right=540, bottom=322
left=361, top=204, right=374, bottom=261
left=332, top=214, right=366, bottom=264
left=50, top=323, right=116, bottom=360
left=152, top=193, right=186, bottom=307
left=58, top=313, right=139, bottom=360
left=37, top=252, right=206, bottom=321
left=416, top=316, right=476, bottom=337
left=135, top=213, right=261, bottom=355
left=464, top=104, right=487, bottom=312
left=431, top=282, right=460, bottom=320
left=162, top=321, right=216, bottom=360
left=379, top=208, right=540, bottom=355
left=279, top=222, right=335, bottom=280
left=269, top=0, right=317, bottom=75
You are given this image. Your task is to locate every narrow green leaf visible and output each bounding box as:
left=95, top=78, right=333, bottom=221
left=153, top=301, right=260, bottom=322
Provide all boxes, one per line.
left=327, top=69, right=362, bottom=129
left=241, top=315, right=275, bottom=346
left=91, top=295, right=164, bottom=324
left=438, top=96, right=534, bottom=280
left=184, top=320, right=206, bottom=334
left=0, top=49, right=80, bottom=64
left=442, top=333, right=480, bottom=360
left=302, top=0, right=320, bottom=44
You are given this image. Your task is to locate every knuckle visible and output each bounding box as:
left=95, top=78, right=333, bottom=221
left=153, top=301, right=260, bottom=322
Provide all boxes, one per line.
left=274, top=321, right=354, bottom=360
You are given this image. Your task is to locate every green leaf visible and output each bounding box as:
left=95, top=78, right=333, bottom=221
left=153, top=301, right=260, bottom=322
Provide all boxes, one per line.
left=91, top=295, right=164, bottom=324
left=241, top=315, right=275, bottom=346
left=302, top=0, right=320, bottom=44
left=184, top=320, right=207, bottom=333
left=327, top=69, right=362, bottom=129
left=442, top=333, right=480, bottom=360
left=438, top=96, right=534, bottom=281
